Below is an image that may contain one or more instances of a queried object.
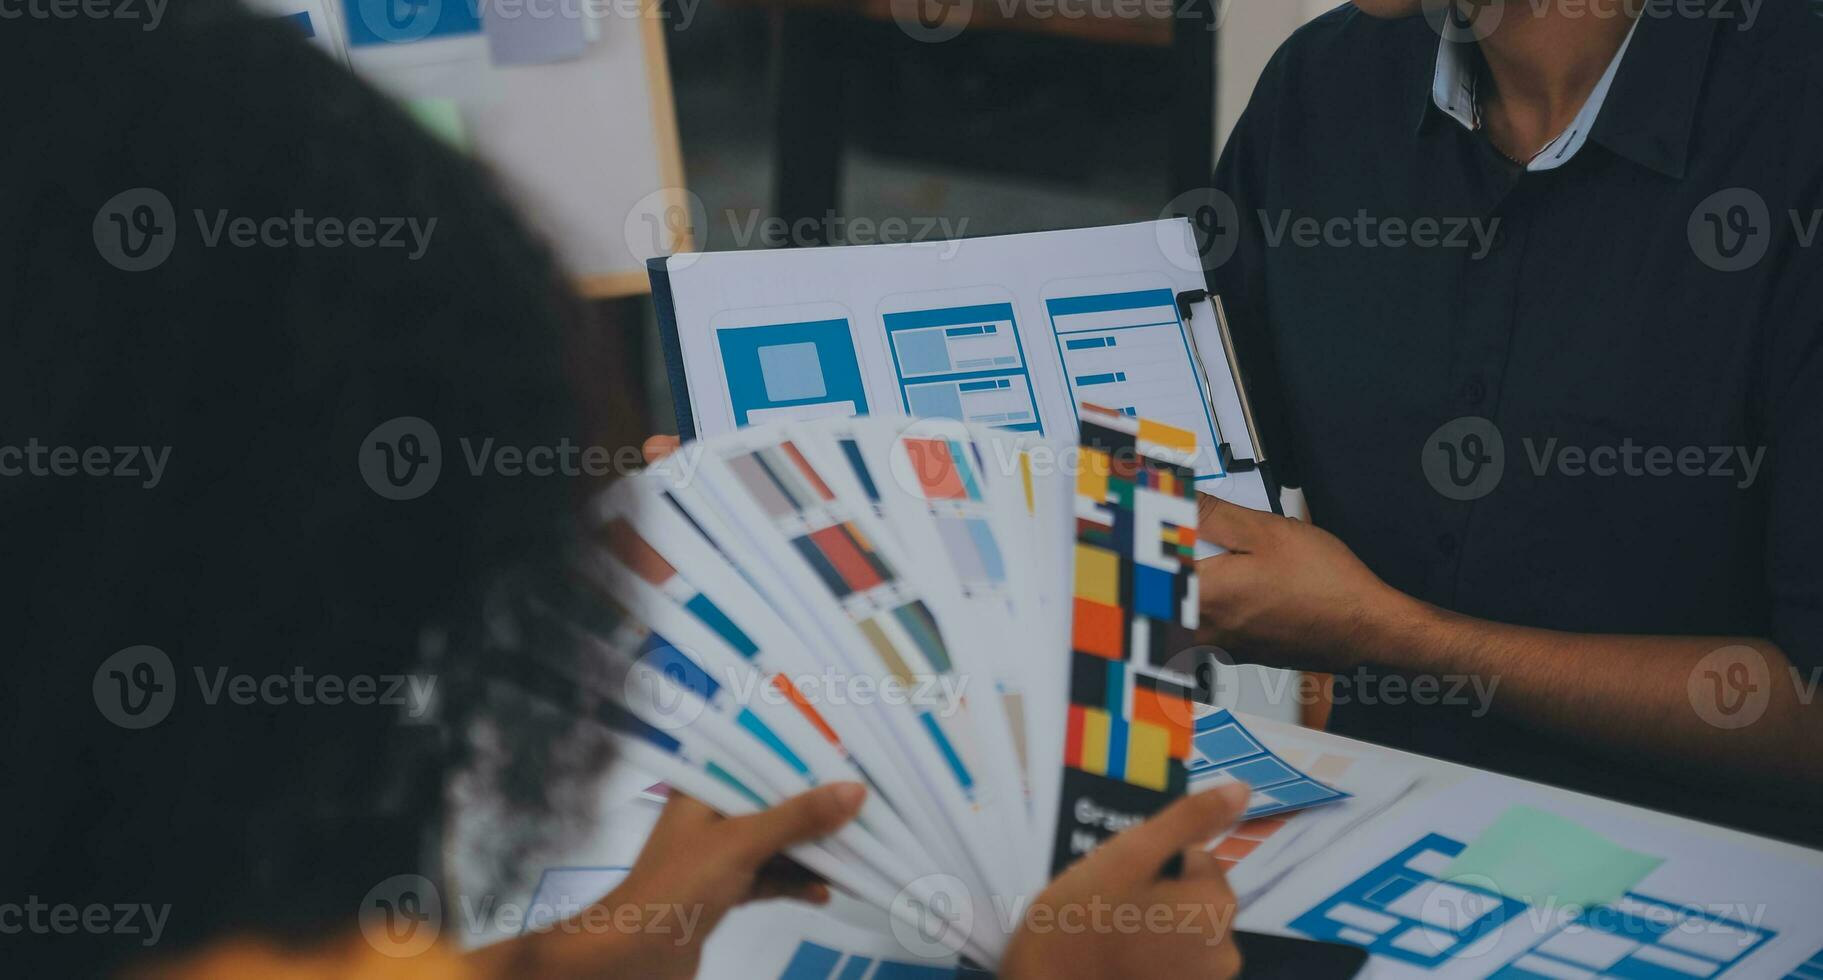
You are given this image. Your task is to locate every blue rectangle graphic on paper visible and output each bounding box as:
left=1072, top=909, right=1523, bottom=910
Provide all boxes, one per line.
left=1289, top=833, right=1526, bottom=969
left=1187, top=709, right=1349, bottom=819
left=883, top=303, right=1042, bottom=434
left=717, top=319, right=870, bottom=427
left=1488, top=893, right=1776, bottom=980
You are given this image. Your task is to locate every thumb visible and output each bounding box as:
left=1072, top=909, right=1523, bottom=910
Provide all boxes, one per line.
left=1197, top=495, right=1269, bottom=553
left=1093, top=782, right=1250, bottom=884
left=724, top=782, right=866, bottom=865
left=643, top=435, right=682, bottom=464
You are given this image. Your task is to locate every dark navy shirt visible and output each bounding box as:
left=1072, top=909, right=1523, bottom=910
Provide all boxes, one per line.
left=1209, top=0, right=1823, bottom=843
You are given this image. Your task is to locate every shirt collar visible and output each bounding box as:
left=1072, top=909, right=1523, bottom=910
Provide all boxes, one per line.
left=1427, top=17, right=1642, bottom=172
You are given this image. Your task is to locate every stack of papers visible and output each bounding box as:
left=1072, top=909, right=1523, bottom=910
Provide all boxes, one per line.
left=1196, top=717, right=1419, bottom=904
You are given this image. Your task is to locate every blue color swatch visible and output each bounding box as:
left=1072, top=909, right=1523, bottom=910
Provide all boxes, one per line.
left=345, top=0, right=482, bottom=48
left=1187, top=709, right=1350, bottom=818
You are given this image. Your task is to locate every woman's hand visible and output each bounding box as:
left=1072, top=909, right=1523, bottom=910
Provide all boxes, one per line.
left=1002, top=783, right=1250, bottom=980
left=486, top=783, right=865, bottom=980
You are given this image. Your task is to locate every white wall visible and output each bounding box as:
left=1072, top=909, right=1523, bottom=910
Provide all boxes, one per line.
left=1217, top=0, right=1335, bottom=149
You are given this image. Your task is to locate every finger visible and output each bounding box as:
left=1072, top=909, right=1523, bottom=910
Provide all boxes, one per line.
left=1090, top=782, right=1250, bottom=884
left=1156, top=871, right=1240, bottom=936
left=643, top=435, right=682, bottom=464
left=751, top=855, right=831, bottom=904
left=723, top=782, right=866, bottom=865
left=753, top=879, right=831, bottom=905
left=1195, top=553, right=1253, bottom=647
left=642, top=791, right=724, bottom=849
left=1196, top=495, right=1273, bottom=553
left=1180, top=845, right=1225, bottom=881
left=1196, top=551, right=1252, bottom=601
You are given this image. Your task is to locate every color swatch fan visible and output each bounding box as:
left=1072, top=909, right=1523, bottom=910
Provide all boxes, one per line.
left=534, top=409, right=1346, bottom=969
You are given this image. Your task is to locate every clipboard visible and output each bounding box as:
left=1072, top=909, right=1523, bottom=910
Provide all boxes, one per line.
left=646, top=220, right=1283, bottom=516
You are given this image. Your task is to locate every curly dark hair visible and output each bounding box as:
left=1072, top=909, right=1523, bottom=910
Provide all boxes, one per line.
left=0, top=2, right=636, bottom=973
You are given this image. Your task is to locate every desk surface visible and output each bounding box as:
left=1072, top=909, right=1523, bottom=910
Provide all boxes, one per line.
left=449, top=716, right=1823, bottom=978
left=1232, top=713, right=1823, bottom=979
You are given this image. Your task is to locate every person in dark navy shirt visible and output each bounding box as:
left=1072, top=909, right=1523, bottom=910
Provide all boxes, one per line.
left=1195, top=0, right=1823, bottom=845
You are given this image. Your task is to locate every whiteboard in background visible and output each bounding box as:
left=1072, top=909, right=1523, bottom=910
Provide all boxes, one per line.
left=251, top=0, right=692, bottom=297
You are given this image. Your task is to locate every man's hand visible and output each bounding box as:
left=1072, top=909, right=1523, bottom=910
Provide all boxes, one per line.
left=482, top=783, right=865, bottom=980
left=1002, top=782, right=1250, bottom=980
left=1197, top=495, right=1415, bottom=671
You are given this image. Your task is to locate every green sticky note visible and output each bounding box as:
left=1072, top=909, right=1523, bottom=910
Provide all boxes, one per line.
left=405, top=98, right=468, bottom=151
left=1441, top=805, right=1663, bottom=910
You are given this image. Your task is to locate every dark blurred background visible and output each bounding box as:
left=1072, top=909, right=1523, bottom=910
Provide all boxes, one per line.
left=623, top=0, right=1330, bottom=428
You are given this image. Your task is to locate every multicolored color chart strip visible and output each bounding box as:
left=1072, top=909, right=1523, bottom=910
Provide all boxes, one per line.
left=1052, top=405, right=1200, bottom=873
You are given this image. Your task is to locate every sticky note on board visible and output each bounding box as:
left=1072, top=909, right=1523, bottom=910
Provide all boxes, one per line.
left=405, top=98, right=469, bottom=150
left=1441, top=805, right=1663, bottom=909
left=483, top=0, right=587, bottom=66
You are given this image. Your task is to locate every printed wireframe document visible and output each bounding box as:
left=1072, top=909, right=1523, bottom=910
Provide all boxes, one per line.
left=648, top=218, right=1281, bottom=517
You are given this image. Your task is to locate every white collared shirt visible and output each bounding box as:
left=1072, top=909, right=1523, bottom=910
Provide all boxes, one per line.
left=1430, top=18, right=1642, bottom=171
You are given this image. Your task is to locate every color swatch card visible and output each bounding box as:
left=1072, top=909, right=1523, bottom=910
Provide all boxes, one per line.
left=1187, top=709, right=1351, bottom=820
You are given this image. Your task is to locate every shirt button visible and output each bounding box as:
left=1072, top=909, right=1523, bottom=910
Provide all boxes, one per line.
left=1460, top=378, right=1487, bottom=406
left=1437, top=532, right=1458, bottom=556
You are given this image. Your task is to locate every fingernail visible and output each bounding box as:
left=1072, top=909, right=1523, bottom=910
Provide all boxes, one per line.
left=1213, top=780, right=1250, bottom=810
left=831, top=782, right=866, bottom=812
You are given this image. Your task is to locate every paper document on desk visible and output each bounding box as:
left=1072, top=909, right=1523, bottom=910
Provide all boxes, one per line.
left=1196, top=714, right=1421, bottom=903
left=1240, top=772, right=1823, bottom=979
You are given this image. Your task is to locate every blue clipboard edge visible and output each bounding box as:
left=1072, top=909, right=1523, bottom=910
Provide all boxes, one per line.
left=647, top=257, right=697, bottom=441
